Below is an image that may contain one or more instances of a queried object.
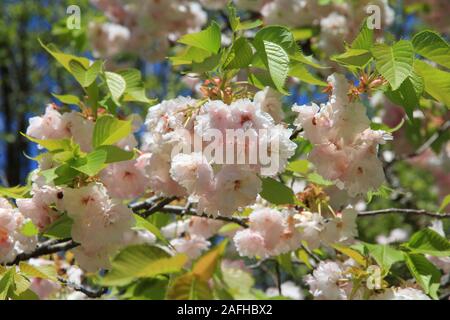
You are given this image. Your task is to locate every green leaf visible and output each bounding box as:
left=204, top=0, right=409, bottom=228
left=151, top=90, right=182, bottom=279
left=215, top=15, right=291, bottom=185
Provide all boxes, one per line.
left=259, top=177, right=295, bottom=205
left=192, top=52, right=223, bottom=73
left=332, top=244, right=368, bottom=267
left=19, top=262, right=57, bottom=282
left=407, top=228, right=450, bottom=257
left=364, top=243, right=404, bottom=271
left=69, top=59, right=102, bottom=87
left=254, top=41, right=290, bottom=94
left=72, top=149, right=107, bottom=176
left=133, top=214, right=170, bottom=246
left=21, top=133, right=73, bottom=152
left=96, top=145, right=135, bottom=163
left=372, top=40, right=414, bottom=90
left=254, top=26, right=297, bottom=55
left=39, top=39, right=90, bottom=73
left=20, top=221, right=39, bottom=237
left=384, top=74, right=423, bottom=120
left=289, top=63, right=327, bottom=86
left=99, top=245, right=187, bottom=286
left=404, top=253, right=440, bottom=299
left=414, top=60, right=450, bottom=107
left=104, top=71, right=126, bottom=105
left=332, top=49, right=372, bottom=68
left=438, top=194, right=450, bottom=213
left=0, top=185, right=29, bottom=199
left=52, top=94, right=80, bottom=106
left=166, top=273, right=212, bottom=300
left=307, top=172, right=333, bottom=186
left=169, top=46, right=212, bottom=66
left=0, top=268, right=15, bottom=300
left=177, top=21, right=221, bottom=54
left=92, top=115, right=132, bottom=148
left=290, top=51, right=325, bottom=69
left=286, top=159, right=310, bottom=174
left=43, top=214, right=73, bottom=239
left=192, top=241, right=228, bottom=282
left=351, top=19, right=374, bottom=50
left=118, top=69, right=153, bottom=104
left=224, top=37, right=253, bottom=70
left=227, top=4, right=262, bottom=32
left=412, top=30, right=450, bottom=69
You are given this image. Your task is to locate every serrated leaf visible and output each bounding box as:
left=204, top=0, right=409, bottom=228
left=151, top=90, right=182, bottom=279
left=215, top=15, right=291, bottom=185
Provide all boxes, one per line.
left=364, top=243, right=404, bottom=271
left=52, top=94, right=80, bottom=106
left=118, top=68, right=152, bottom=103
left=192, top=241, right=228, bottom=282
left=412, top=30, right=450, bottom=69
left=289, top=63, right=327, bottom=86
left=21, top=133, right=73, bottom=152
left=414, top=60, right=450, bottom=107
left=19, top=262, right=57, bottom=282
left=407, top=228, right=450, bottom=257
left=99, top=245, right=187, bottom=286
left=177, top=21, right=221, bottom=54
left=372, top=40, right=414, bottom=90
left=332, top=243, right=368, bottom=267
left=169, top=46, right=212, bottom=66
left=224, top=37, right=253, bottom=70
left=166, top=273, right=212, bottom=300
left=92, top=115, right=132, bottom=148
left=96, top=145, right=135, bottom=163
left=72, top=149, right=107, bottom=176
left=385, top=74, right=423, bottom=120
left=43, top=214, right=73, bottom=239
left=254, top=26, right=297, bottom=55
left=332, top=49, right=372, bottom=68
left=104, top=71, right=126, bottom=105
left=351, top=19, right=374, bottom=50
left=39, top=39, right=90, bottom=72
left=254, top=41, right=290, bottom=94
left=133, top=214, right=170, bottom=246
left=69, top=59, right=102, bottom=87
left=259, top=177, right=295, bottom=205
left=404, top=253, right=440, bottom=299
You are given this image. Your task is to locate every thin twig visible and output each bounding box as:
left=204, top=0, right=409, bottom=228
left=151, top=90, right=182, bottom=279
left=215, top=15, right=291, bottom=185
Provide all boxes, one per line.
left=359, top=208, right=450, bottom=219
left=7, top=239, right=78, bottom=266
left=58, top=277, right=107, bottom=299
left=156, top=205, right=249, bottom=228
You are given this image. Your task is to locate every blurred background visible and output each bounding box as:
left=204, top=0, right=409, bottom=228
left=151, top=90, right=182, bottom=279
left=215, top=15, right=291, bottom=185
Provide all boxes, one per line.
left=0, top=0, right=449, bottom=240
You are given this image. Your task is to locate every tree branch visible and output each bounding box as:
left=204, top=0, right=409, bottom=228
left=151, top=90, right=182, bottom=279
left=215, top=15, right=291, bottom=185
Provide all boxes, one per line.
left=6, top=239, right=78, bottom=266
left=359, top=208, right=450, bottom=219
left=58, top=277, right=107, bottom=299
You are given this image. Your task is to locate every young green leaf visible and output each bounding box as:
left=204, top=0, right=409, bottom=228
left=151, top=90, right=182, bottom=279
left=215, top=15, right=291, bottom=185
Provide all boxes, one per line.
left=259, top=177, right=295, bottom=205
left=404, top=253, right=440, bottom=299
left=412, top=30, right=450, bottom=69
left=372, top=40, right=414, bottom=90
left=177, top=21, right=221, bottom=54
left=92, top=115, right=132, bottom=148
left=407, top=228, right=450, bottom=257
left=414, top=60, right=450, bottom=107
left=104, top=71, right=126, bottom=105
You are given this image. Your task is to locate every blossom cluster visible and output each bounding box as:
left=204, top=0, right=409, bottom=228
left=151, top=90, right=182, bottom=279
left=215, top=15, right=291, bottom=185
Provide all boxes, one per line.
left=89, top=0, right=207, bottom=61
left=293, top=73, right=391, bottom=196
left=141, top=91, right=297, bottom=216
left=0, top=198, right=37, bottom=264
left=233, top=206, right=358, bottom=258
left=305, top=260, right=431, bottom=300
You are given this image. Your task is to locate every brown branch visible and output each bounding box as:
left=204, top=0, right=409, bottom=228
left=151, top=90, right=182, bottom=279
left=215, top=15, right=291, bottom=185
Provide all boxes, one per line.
left=58, top=277, right=107, bottom=299
left=6, top=239, right=78, bottom=266
left=358, top=208, right=450, bottom=219
left=156, top=205, right=249, bottom=228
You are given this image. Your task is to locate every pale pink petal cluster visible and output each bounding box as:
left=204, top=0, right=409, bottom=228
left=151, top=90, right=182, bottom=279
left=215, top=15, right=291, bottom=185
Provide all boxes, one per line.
left=170, top=235, right=210, bottom=260
left=143, top=96, right=296, bottom=216
left=0, top=198, right=37, bottom=264
left=89, top=0, right=207, bottom=61
left=62, top=183, right=135, bottom=271
left=293, top=73, right=391, bottom=196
